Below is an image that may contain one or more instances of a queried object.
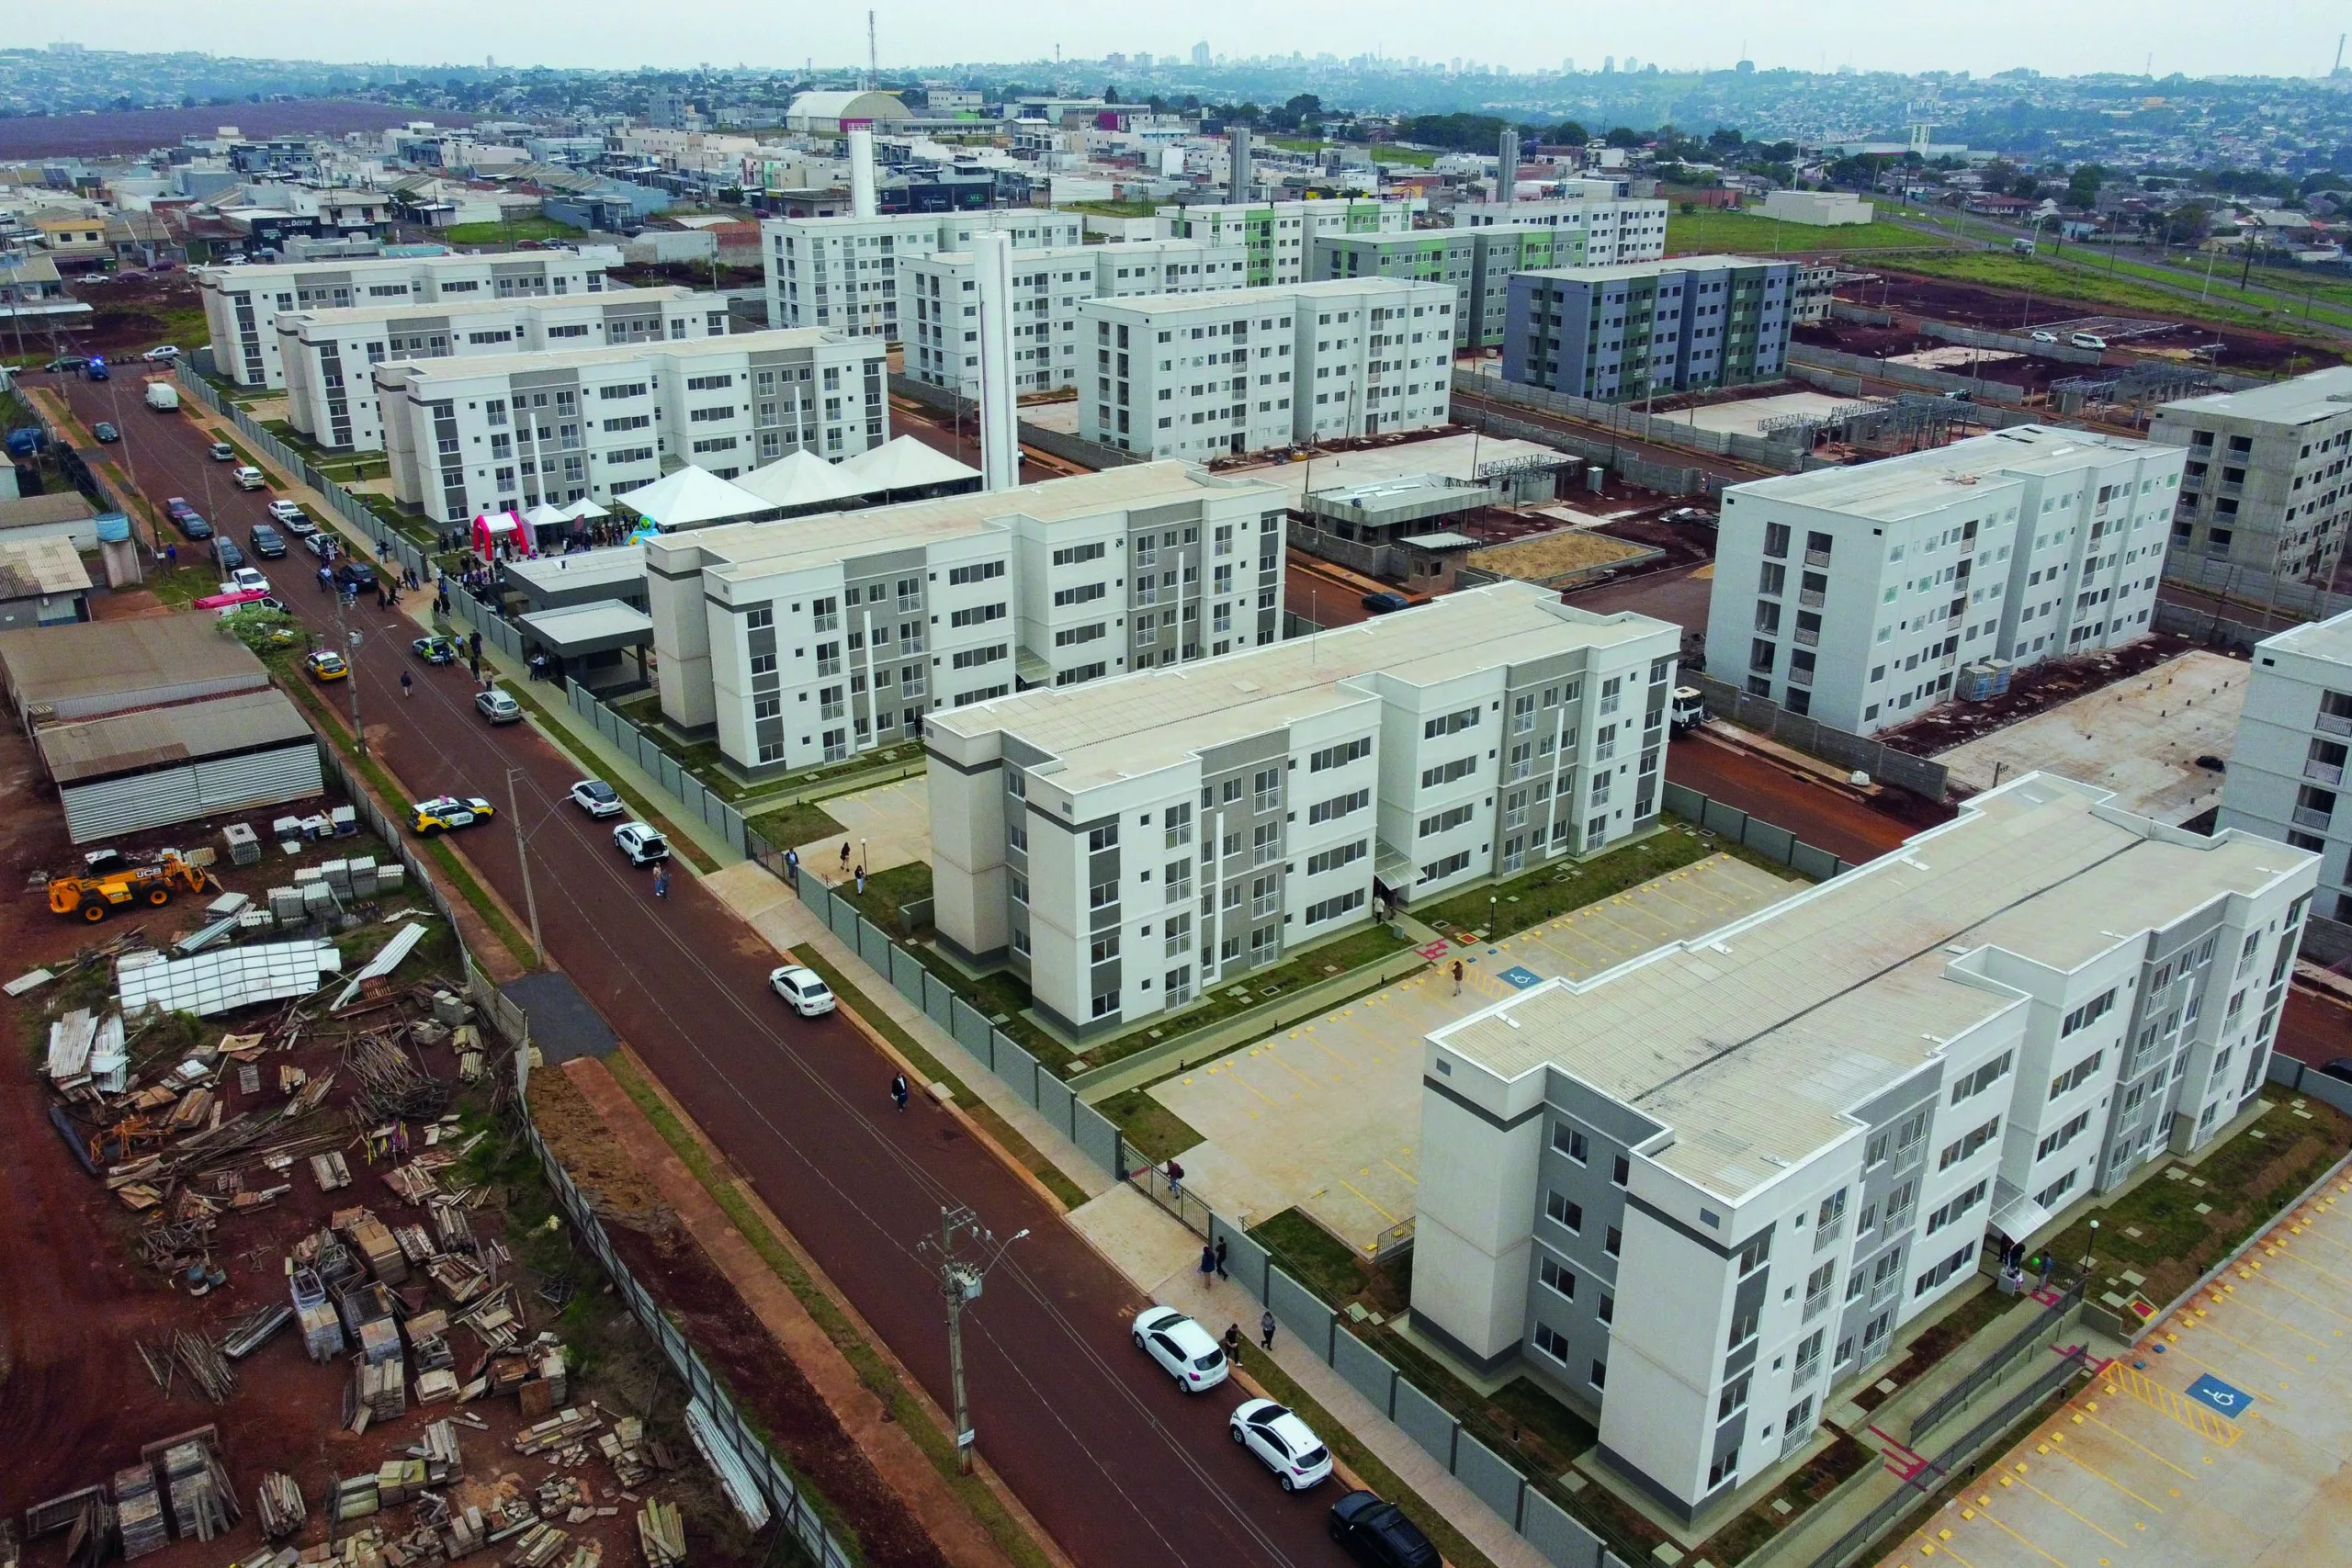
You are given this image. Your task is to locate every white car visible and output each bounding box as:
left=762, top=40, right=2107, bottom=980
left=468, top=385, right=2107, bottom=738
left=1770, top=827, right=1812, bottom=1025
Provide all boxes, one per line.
left=2069, top=332, right=2108, bottom=351
left=142, top=344, right=181, bottom=362
left=267, top=500, right=309, bottom=527
left=613, top=821, right=670, bottom=865
left=232, top=465, right=266, bottom=491
left=1228, top=1398, right=1333, bottom=1492
left=570, top=779, right=625, bottom=818
left=227, top=566, right=270, bottom=595
left=2030, top=330, right=2059, bottom=344
left=1132, top=1308, right=1229, bottom=1393
left=768, top=964, right=836, bottom=1017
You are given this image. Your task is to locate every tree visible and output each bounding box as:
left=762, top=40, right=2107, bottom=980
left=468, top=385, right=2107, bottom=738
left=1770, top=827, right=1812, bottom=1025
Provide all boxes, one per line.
left=1268, top=92, right=1321, bottom=131
left=2164, top=202, right=2212, bottom=243
left=1603, top=126, right=1641, bottom=148
left=1707, top=126, right=1745, bottom=153
left=2066, top=164, right=2105, bottom=209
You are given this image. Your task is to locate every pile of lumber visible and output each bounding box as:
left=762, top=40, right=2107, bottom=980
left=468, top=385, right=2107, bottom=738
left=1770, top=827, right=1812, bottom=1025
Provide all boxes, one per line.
left=501, top=1525, right=571, bottom=1568
left=160, top=1438, right=237, bottom=1542
left=311, top=1151, right=353, bottom=1191
left=348, top=1359, right=406, bottom=1433
left=635, top=1501, right=684, bottom=1568
left=256, top=1472, right=305, bottom=1540
left=407, top=1419, right=463, bottom=1484
left=114, top=1467, right=166, bottom=1560
left=596, top=1419, right=654, bottom=1490
left=512, top=1407, right=602, bottom=1459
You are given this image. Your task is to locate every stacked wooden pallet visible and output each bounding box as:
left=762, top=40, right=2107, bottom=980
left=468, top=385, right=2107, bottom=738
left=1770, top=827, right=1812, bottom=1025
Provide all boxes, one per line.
left=160, top=1438, right=235, bottom=1541
left=114, top=1467, right=167, bottom=1560
left=255, top=1472, right=305, bottom=1540
left=512, top=1408, right=602, bottom=1458
left=635, top=1501, right=684, bottom=1568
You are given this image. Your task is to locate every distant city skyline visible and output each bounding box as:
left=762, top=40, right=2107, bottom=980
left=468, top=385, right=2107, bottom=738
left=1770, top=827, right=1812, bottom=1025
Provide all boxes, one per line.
left=33, top=2, right=2352, bottom=82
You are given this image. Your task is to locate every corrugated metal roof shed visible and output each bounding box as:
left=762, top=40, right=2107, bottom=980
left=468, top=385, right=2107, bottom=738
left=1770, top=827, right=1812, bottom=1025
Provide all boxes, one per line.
left=38, top=687, right=311, bottom=784
left=0, top=615, right=267, bottom=721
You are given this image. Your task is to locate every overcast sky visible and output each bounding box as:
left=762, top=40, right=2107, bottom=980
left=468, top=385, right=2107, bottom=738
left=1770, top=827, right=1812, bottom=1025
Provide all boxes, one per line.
left=42, top=2, right=2351, bottom=80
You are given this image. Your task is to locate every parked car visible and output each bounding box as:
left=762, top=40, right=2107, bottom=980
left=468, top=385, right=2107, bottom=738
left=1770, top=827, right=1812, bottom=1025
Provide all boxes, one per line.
left=1328, top=1491, right=1439, bottom=1568
left=172, top=507, right=213, bottom=541
left=165, top=497, right=196, bottom=522
left=142, top=344, right=180, bottom=363
left=569, top=778, right=625, bottom=818
left=225, top=566, right=269, bottom=596
left=249, top=523, right=287, bottom=558
left=214, top=538, right=247, bottom=572
left=409, top=795, right=496, bottom=834
left=86, top=360, right=109, bottom=381
left=474, top=688, right=522, bottom=725
left=1131, top=1308, right=1228, bottom=1393
left=612, top=821, right=670, bottom=866
left=2318, top=1059, right=2352, bottom=1086
left=1661, top=506, right=1714, bottom=526
left=2070, top=332, right=2108, bottom=351
left=303, top=649, right=349, bottom=682
left=92, top=422, right=119, bottom=443
left=232, top=465, right=266, bottom=491
left=2030, top=330, right=2059, bottom=344
left=304, top=530, right=339, bottom=559
left=1228, top=1399, right=1332, bottom=1491
left=1361, top=591, right=1411, bottom=615
left=333, top=559, right=377, bottom=592
left=768, top=964, right=836, bottom=1017
left=209, top=441, right=235, bottom=462
left=266, top=500, right=310, bottom=528
left=2195, top=754, right=2227, bottom=773
left=411, top=635, right=458, bottom=665
left=44, top=355, right=86, bottom=374
left=143, top=382, right=179, bottom=412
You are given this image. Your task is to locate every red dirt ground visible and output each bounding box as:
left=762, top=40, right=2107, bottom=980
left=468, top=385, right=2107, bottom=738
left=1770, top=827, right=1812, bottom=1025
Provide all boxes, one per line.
left=0, top=103, right=473, bottom=161
left=1666, top=733, right=1952, bottom=866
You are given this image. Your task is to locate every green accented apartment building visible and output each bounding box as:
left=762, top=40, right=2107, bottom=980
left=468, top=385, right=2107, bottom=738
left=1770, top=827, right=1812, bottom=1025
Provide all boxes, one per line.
left=1159, top=197, right=1419, bottom=288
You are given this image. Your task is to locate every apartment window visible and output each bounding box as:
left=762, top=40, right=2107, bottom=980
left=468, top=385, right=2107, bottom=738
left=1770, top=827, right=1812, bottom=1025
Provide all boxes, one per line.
left=1166, top=861, right=1193, bottom=902
left=1735, top=1230, right=1770, bottom=1276
left=1589, top=1359, right=1607, bottom=1391
left=2049, top=1050, right=2104, bottom=1100
left=1309, top=788, right=1370, bottom=825
left=1950, top=1052, right=2013, bottom=1105
left=1925, top=1179, right=1989, bottom=1235
left=1164, top=802, right=1193, bottom=847
left=1310, top=737, right=1372, bottom=772
left=1939, top=1116, right=2001, bottom=1171
left=1533, top=1323, right=1570, bottom=1362
left=1914, top=1242, right=1977, bottom=1298
left=1763, top=523, right=1791, bottom=558
left=1545, top=1191, right=1583, bottom=1234
left=1604, top=1224, right=1622, bottom=1258
left=1554, top=1126, right=1589, bottom=1164
left=947, top=560, right=1005, bottom=586
left=1718, top=1371, right=1752, bottom=1421
left=2062, top=989, right=2117, bottom=1037
left=1611, top=1155, right=1629, bottom=1187
left=2037, top=1111, right=2093, bottom=1161
left=1539, top=1257, right=1576, bottom=1301
left=1422, top=706, right=1480, bottom=739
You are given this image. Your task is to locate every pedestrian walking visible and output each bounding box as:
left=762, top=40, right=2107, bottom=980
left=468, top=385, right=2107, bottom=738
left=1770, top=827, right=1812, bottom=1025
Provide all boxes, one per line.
left=164, top=542, right=178, bottom=569
left=1452, top=958, right=1464, bottom=997
left=890, top=1073, right=910, bottom=1113
left=1165, top=1158, right=1184, bottom=1201
left=1199, top=1243, right=1216, bottom=1286
left=1215, top=1235, right=1228, bottom=1280
left=401, top=670, right=413, bottom=699
left=1260, top=1310, right=1276, bottom=1351
left=854, top=863, right=866, bottom=896
left=839, top=841, right=852, bottom=874
left=784, top=846, right=800, bottom=887
left=1222, top=1323, right=1245, bottom=1363
left=653, top=863, right=670, bottom=899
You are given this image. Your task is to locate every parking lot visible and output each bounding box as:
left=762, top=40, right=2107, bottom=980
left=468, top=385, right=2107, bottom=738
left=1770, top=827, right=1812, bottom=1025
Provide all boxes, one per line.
left=1878, top=1159, right=2352, bottom=1568
left=1152, top=852, right=1797, bottom=1251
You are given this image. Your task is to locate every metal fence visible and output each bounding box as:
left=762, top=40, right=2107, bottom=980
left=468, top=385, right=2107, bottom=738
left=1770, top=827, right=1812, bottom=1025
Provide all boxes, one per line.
left=1787, top=344, right=2029, bottom=406
left=1660, top=781, right=1855, bottom=881
left=1453, top=369, right=1801, bottom=473
left=561, top=679, right=756, bottom=858
left=1902, top=1280, right=2086, bottom=1442
left=1454, top=405, right=1727, bottom=499
left=1684, top=673, right=1953, bottom=801
left=2160, top=554, right=2352, bottom=625
left=885, top=372, right=1140, bottom=470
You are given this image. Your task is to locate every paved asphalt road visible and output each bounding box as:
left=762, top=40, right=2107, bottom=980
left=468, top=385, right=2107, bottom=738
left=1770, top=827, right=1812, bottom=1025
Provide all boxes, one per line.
left=51, top=371, right=1352, bottom=1568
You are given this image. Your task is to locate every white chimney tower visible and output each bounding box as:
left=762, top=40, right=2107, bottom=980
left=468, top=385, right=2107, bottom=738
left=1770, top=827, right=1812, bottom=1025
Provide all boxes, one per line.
left=848, top=126, right=877, bottom=218
left=1228, top=125, right=1252, bottom=200
left=1498, top=129, right=1520, bottom=207
left=972, top=231, right=1019, bottom=493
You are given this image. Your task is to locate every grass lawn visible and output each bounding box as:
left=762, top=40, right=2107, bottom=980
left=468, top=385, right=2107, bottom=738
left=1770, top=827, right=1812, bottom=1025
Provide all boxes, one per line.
left=834, top=861, right=932, bottom=935
left=1667, top=209, right=1957, bottom=256
left=1850, top=1283, right=2014, bottom=1413
left=2048, top=251, right=2352, bottom=333
left=1265, top=136, right=1322, bottom=153
left=1417, top=822, right=1717, bottom=941
left=1091, top=1088, right=1201, bottom=1164
left=1365, top=144, right=1436, bottom=167
left=1692, top=1431, right=1873, bottom=1565
left=742, top=797, right=849, bottom=853
left=1063, top=199, right=1159, bottom=219
left=1879, top=251, right=2347, bottom=344
left=441, top=217, right=584, bottom=246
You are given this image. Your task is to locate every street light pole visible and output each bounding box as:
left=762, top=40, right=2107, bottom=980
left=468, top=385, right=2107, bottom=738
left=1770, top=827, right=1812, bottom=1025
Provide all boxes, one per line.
left=507, top=767, right=546, bottom=966
left=922, top=1205, right=1028, bottom=1475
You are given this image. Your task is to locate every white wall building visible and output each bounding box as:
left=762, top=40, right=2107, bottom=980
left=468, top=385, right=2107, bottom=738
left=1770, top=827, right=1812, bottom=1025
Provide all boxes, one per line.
left=1417, top=773, right=2312, bottom=1523
left=1705, top=426, right=2186, bottom=733
left=277, top=286, right=723, bottom=453
left=905, top=238, right=1250, bottom=399
left=2220, top=608, right=2352, bottom=923
left=761, top=210, right=1083, bottom=342
left=1761, top=190, right=1875, bottom=226
left=642, top=462, right=1288, bottom=773
left=197, top=249, right=612, bottom=389
left=376, top=330, right=888, bottom=525
left=2152, top=367, right=2352, bottom=591
left=1157, top=197, right=1422, bottom=287
left=1077, top=278, right=1455, bottom=460
left=1451, top=189, right=1665, bottom=238
left=925, top=583, right=1681, bottom=1038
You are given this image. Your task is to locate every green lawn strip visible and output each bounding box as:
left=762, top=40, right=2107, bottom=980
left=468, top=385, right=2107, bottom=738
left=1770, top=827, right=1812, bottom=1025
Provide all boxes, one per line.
left=442, top=218, right=586, bottom=245
left=1690, top=1432, right=1873, bottom=1565
left=1877, top=252, right=2346, bottom=344
left=743, top=798, right=849, bottom=854
left=601, top=1055, right=1061, bottom=1568
left=1365, top=144, right=1436, bottom=166
left=1226, top=1341, right=1498, bottom=1568
left=1062, top=198, right=1159, bottom=218
left=1091, top=1089, right=1202, bottom=1165
left=2036, top=252, right=2352, bottom=333
left=1849, top=1284, right=2014, bottom=1414
left=1667, top=210, right=1955, bottom=255
left=831, top=863, right=932, bottom=936
left=484, top=674, right=721, bottom=874
left=1417, top=823, right=1716, bottom=941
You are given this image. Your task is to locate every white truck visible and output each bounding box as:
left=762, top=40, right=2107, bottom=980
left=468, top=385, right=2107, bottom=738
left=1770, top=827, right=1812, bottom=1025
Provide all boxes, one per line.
left=1670, top=686, right=1707, bottom=735
left=142, top=381, right=181, bottom=412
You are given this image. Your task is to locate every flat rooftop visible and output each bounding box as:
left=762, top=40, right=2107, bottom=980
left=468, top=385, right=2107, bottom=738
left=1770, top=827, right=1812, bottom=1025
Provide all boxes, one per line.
left=2255, top=604, right=2352, bottom=667
left=933, top=581, right=1669, bottom=792
left=1725, top=424, right=2171, bottom=524
left=1085, top=276, right=1433, bottom=317
left=1520, top=253, right=1787, bottom=285
left=377, top=326, right=854, bottom=385
left=39, top=687, right=312, bottom=784
left=1227, top=433, right=1566, bottom=510
left=1432, top=775, right=2306, bottom=1199
left=279, top=285, right=693, bottom=333
left=2161, top=365, right=2352, bottom=426
left=0, top=614, right=267, bottom=711
left=503, top=545, right=647, bottom=596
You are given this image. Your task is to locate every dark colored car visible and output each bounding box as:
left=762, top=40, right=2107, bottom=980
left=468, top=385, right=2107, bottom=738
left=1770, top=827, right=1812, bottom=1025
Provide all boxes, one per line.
left=249, top=523, right=287, bottom=558
left=1361, top=592, right=1411, bottom=615
left=2195, top=754, right=2227, bottom=773
left=174, top=508, right=213, bottom=541
left=93, top=422, right=119, bottom=443
left=44, top=355, right=86, bottom=373
left=334, top=559, right=379, bottom=592
left=1328, top=1491, right=1438, bottom=1568
left=214, top=537, right=246, bottom=572
left=2318, top=1059, right=2352, bottom=1086
left=87, top=360, right=110, bottom=381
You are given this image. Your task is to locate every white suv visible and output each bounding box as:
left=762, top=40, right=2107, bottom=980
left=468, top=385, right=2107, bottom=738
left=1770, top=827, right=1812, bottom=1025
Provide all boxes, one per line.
left=232, top=465, right=266, bottom=491
left=613, top=822, right=670, bottom=865
left=1132, top=1308, right=1229, bottom=1393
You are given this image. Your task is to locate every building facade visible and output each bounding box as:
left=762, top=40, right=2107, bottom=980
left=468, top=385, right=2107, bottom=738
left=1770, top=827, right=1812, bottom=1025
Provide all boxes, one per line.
left=642, top=463, right=1287, bottom=773
left=197, top=250, right=613, bottom=389
left=2152, top=367, right=2352, bottom=592
left=277, top=286, right=722, bottom=453
left=904, top=238, right=1249, bottom=399
left=376, top=330, right=888, bottom=525
left=1077, top=278, right=1455, bottom=460
left=925, top=584, right=1680, bottom=1037
left=1703, top=426, right=2186, bottom=733
left=2219, top=609, right=2352, bottom=923
left=760, top=210, right=1083, bottom=342
left=1157, top=197, right=1420, bottom=287
left=1417, top=773, right=2313, bottom=1523
left=1501, top=255, right=1796, bottom=402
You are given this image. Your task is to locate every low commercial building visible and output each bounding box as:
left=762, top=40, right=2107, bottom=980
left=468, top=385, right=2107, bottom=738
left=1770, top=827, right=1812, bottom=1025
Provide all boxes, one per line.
left=761, top=210, right=1084, bottom=342
left=0, top=615, right=268, bottom=731
left=1703, top=426, right=2185, bottom=732
left=0, top=491, right=101, bottom=551
left=1502, top=255, right=1796, bottom=402
left=1158, top=197, right=1420, bottom=287
left=375, top=329, right=889, bottom=525
left=904, top=238, right=1249, bottom=399
left=1762, top=190, right=1875, bottom=226
left=2153, top=367, right=2352, bottom=590
left=0, top=536, right=93, bottom=631
left=924, top=583, right=1679, bottom=1037
left=1293, top=474, right=1489, bottom=591
left=198, top=249, right=614, bottom=389
left=2219, top=607, right=2352, bottom=922
left=644, top=462, right=1287, bottom=773
left=1416, top=773, right=2312, bottom=1522
left=277, top=286, right=723, bottom=452
left=38, top=687, right=322, bottom=843
left=1077, top=277, right=1455, bottom=460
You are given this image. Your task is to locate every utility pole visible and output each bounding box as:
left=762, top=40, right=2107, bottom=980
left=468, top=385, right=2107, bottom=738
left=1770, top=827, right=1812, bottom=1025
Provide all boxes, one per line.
left=507, top=767, right=545, bottom=965
left=920, top=1206, right=1028, bottom=1474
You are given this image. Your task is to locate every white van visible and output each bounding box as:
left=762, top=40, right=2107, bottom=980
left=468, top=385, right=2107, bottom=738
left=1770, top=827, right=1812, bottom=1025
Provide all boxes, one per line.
left=142, top=381, right=180, bottom=412
left=2069, top=332, right=2108, bottom=351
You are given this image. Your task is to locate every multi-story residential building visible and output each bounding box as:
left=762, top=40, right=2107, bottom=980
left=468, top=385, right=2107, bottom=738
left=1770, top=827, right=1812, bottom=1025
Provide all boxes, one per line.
left=761, top=209, right=1083, bottom=341
left=1704, top=426, right=2185, bottom=733
left=1077, top=278, right=1455, bottom=460
left=1312, top=201, right=1669, bottom=350
left=277, top=286, right=722, bottom=453
left=1417, top=773, right=2312, bottom=1523
left=376, top=330, right=888, bottom=525
left=2152, top=367, right=2352, bottom=590
left=1451, top=186, right=1642, bottom=225
left=2219, top=607, right=2352, bottom=923
left=1502, top=255, right=1796, bottom=402
left=1158, top=197, right=1421, bottom=287
left=197, top=250, right=612, bottom=389
left=904, top=238, right=1249, bottom=399
left=642, top=462, right=1287, bottom=773
left=926, top=583, right=1680, bottom=1037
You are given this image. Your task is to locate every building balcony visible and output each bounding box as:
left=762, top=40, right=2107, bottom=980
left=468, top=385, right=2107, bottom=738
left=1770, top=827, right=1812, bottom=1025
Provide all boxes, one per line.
left=1788, top=666, right=1814, bottom=688
left=1798, top=589, right=1826, bottom=609
left=1793, top=628, right=1819, bottom=649
left=1802, top=1289, right=1834, bottom=1325
left=2317, top=711, right=2352, bottom=738
left=2294, top=806, right=2335, bottom=830
left=816, top=658, right=842, bottom=677
left=2306, top=760, right=2345, bottom=786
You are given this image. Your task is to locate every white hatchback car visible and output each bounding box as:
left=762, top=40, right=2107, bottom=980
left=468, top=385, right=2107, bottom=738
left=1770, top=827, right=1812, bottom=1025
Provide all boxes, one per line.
left=1229, top=1398, right=1333, bottom=1491
left=1132, top=1308, right=1229, bottom=1393
left=227, top=566, right=270, bottom=595
left=768, top=964, right=836, bottom=1017
left=569, top=779, right=625, bottom=818
left=232, top=465, right=266, bottom=491
left=613, top=821, right=670, bottom=865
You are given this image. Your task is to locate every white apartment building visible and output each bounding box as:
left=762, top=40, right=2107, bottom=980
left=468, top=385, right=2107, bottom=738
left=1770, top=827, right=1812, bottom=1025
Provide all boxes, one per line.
left=925, top=585, right=1680, bottom=1037
left=2153, top=367, right=2352, bottom=590
left=1157, top=197, right=1422, bottom=287
left=197, top=250, right=612, bottom=389
left=1078, top=278, right=1455, bottom=461
left=761, top=210, right=1083, bottom=341
left=377, top=330, right=888, bottom=525
left=1418, top=773, right=2312, bottom=1523
left=277, top=287, right=723, bottom=453
left=643, top=462, right=1288, bottom=774
left=1451, top=191, right=1669, bottom=248
left=2220, top=608, right=2352, bottom=923
left=1705, top=426, right=2187, bottom=734
left=904, top=238, right=1249, bottom=399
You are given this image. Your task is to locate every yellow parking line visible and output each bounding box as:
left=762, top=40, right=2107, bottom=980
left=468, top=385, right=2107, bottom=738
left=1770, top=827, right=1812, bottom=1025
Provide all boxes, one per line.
left=2203, top=1287, right=2332, bottom=1347
left=2102, top=1363, right=2244, bottom=1445
left=1972, top=1501, right=2074, bottom=1568
left=2180, top=1312, right=2305, bottom=1376
left=2244, top=1266, right=2352, bottom=1325
left=2007, top=1466, right=2129, bottom=1547
left=2077, top=1405, right=2200, bottom=1481
left=2041, top=1431, right=2166, bottom=1513
left=1380, top=1158, right=1418, bottom=1187
left=1336, top=1179, right=1398, bottom=1224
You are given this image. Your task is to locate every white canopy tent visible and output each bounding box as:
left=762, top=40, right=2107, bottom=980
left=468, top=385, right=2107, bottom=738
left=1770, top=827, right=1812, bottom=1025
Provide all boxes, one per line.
left=835, top=436, right=980, bottom=494
left=734, top=450, right=874, bottom=512
left=563, top=497, right=612, bottom=521
left=611, top=466, right=775, bottom=532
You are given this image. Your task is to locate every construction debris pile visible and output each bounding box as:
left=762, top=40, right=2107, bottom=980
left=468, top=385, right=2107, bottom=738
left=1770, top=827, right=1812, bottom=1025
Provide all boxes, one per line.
left=23, top=1427, right=241, bottom=1566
